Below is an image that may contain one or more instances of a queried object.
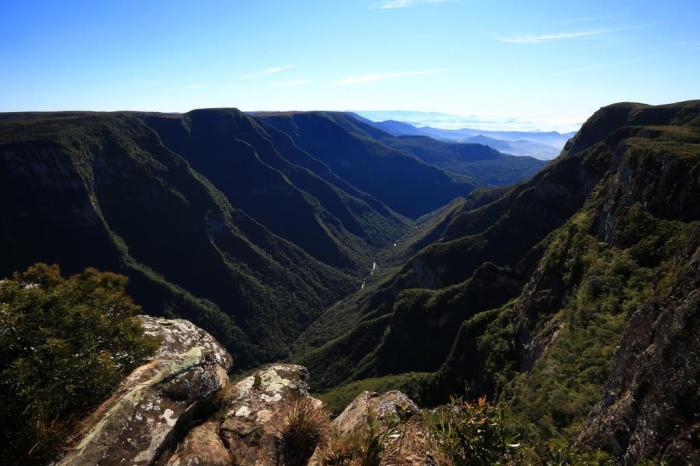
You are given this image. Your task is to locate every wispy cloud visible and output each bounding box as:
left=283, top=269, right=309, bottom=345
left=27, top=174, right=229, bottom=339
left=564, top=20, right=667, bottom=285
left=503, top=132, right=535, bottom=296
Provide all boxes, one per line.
left=274, top=79, right=310, bottom=87
left=336, top=69, right=442, bottom=86
left=564, top=14, right=627, bottom=24
left=263, top=64, right=295, bottom=74
left=135, top=80, right=206, bottom=91
left=241, top=64, right=295, bottom=80
left=551, top=56, right=651, bottom=77
left=494, top=29, right=614, bottom=44
left=370, top=0, right=449, bottom=10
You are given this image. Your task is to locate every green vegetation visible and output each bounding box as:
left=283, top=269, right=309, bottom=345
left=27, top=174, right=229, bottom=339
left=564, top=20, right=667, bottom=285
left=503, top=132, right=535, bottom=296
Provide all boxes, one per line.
left=427, top=396, right=519, bottom=465
left=0, top=263, right=158, bottom=464
left=499, top=206, right=697, bottom=447
left=299, top=102, right=700, bottom=463
left=0, top=112, right=357, bottom=369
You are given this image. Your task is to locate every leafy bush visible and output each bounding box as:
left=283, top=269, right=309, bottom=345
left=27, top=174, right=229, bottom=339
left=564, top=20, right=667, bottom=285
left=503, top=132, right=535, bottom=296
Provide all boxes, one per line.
left=0, top=263, right=159, bottom=464
left=529, top=437, right=614, bottom=465
left=282, top=397, right=331, bottom=466
left=428, top=396, right=519, bottom=466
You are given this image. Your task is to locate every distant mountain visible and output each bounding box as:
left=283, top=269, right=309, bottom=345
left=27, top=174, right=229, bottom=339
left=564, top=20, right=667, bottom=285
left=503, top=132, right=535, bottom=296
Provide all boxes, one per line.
left=355, top=110, right=529, bottom=130
left=356, top=109, right=579, bottom=133
left=461, top=134, right=567, bottom=160
left=363, top=116, right=576, bottom=160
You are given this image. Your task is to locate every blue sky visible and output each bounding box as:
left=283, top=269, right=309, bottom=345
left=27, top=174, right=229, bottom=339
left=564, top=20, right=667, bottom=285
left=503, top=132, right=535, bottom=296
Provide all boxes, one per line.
left=1, top=0, right=698, bottom=130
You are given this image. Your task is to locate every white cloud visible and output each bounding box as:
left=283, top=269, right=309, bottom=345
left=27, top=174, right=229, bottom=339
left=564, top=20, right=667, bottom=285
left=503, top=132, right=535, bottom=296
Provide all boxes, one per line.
left=564, top=14, right=627, bottom=24
left=263, top=64, right=295, bottom=74
left=241, top=64, right=295, bottom=80
left=494, top=29, right=613, bottom=44
left=336, top=69, right=442, bottom=86
left=371, top=0, right=449, bottom=10
left=550, top=56, right=651, bottom=77
left=275, top=79, right=310, bottom=87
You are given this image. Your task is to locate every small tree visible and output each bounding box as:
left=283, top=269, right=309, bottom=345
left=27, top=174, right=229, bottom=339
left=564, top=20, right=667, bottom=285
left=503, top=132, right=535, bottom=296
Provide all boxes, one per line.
left=0, top=263, right=159, bottom=464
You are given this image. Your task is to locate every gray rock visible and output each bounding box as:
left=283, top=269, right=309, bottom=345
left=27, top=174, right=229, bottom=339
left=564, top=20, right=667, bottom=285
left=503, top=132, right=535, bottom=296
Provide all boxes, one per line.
left=165, top=364, right=322, bottom=466
left=58, top=316, right=233, bottom=466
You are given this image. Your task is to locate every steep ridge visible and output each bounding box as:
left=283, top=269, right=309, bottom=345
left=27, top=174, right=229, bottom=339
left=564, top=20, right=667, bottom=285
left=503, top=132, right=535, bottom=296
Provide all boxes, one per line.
left=144, top=109, right=409, bottom=271
left=257, top=112, right=476, bottom=218
left=297, top=101, right=700, bottom=462
left=0, top=112, right=356, bottom=367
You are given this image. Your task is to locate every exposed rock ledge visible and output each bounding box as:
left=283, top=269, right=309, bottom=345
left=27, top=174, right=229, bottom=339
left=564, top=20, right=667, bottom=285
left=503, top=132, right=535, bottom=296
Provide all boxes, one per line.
left=58, top=316, right=233, bottom=466
left=166, top=364, right=321, bottom=465
left=57, top=316, right=430, bottom=466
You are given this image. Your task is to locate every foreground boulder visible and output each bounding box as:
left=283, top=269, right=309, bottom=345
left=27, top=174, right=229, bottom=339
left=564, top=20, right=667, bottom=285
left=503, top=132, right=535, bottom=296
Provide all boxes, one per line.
left=165, top=364, right=322, bottom=465
left=310, top=390, right=441, bottom=466
left=58, top=316, right=233, bottom=466
left=332, top=390, right=419, bottom=434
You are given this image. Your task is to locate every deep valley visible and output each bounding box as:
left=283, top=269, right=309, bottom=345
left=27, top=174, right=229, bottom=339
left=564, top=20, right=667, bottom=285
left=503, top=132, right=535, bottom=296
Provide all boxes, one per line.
left=1, top=100, right=699, bottom=465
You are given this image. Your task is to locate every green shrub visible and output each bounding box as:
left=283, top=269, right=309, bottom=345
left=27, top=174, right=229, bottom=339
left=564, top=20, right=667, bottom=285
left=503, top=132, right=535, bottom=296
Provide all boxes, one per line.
left=534, top=437, right=615, bottom=465
left=429, top=396, right=519, bottom=465
left=0, top=263, right=159, bottom=464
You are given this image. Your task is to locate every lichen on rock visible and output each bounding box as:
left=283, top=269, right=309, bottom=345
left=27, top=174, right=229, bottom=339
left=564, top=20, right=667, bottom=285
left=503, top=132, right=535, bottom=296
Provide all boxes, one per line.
left=165, top=363, right=322, bottom=465
left=58, top=316, right=233, bottom=466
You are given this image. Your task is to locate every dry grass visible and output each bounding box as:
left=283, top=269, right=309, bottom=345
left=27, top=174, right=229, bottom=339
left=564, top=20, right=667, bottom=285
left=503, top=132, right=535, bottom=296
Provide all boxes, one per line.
left=282, top=398, right=331, bottom=466
left=382, top=417, right=450, bottom=466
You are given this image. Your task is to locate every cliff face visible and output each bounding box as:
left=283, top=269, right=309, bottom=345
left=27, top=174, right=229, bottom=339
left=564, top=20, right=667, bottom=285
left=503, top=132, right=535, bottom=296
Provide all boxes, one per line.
left=295, top=101, right=700, bottom=462
left=492, top=102, right=700, bottom=463
left=579, top=244, right=700, bottom=463
left=143, top=109, right=409, bottom=270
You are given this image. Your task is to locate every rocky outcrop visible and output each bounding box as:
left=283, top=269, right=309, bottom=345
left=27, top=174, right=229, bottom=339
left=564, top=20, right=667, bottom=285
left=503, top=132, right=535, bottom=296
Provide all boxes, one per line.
left=57, top=320, right=431, bottom=466
left=165, top=364, right=322, bottom=465
left=310, top=390, right=441, bottom=466
left=331, top=390, right=418, bottom=434
left=58, top=316, right=233, bottom=466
